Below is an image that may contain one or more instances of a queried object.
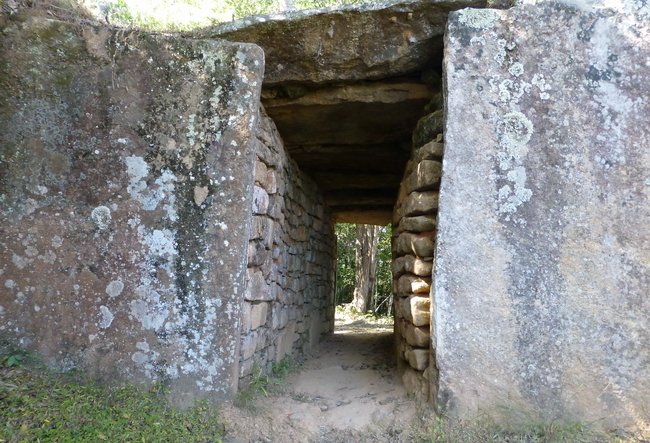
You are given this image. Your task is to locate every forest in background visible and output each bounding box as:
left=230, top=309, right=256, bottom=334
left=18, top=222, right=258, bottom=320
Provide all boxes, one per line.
left=335, top=224, right=393, bottom=317
left=83, top=0, right=372, bottom=31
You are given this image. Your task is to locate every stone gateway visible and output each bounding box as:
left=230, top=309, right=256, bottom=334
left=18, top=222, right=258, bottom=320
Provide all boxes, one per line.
left=0, top=0, right=647, bottom=433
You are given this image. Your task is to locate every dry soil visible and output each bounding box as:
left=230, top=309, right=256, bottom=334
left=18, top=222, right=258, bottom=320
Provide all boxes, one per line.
left=220, top=311, right=422, bottom=443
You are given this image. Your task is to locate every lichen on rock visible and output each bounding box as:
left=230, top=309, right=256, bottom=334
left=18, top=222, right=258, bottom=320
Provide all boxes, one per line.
left=0, top=15, right=265, bottom=405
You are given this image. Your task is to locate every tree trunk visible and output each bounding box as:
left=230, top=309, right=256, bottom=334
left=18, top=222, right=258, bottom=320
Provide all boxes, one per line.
left=351, top=224, right=379, bottom=313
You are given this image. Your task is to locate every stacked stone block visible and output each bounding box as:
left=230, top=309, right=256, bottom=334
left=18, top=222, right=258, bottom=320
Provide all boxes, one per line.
left=239, top=108, right=336, bottom=385
left=392, top=110, right=444, bottom=402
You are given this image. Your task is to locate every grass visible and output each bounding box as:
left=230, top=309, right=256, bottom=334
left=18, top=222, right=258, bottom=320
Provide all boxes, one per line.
left=418, top=411, right=642, bottom=443
left=0, top=349, right=223, bottom=443
left=233, top=357, right=299, bottom=410
left=335, top=303, right=393, bottom=323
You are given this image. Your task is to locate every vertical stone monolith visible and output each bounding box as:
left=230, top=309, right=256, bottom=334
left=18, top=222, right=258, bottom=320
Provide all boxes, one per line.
left=437, top=1, right=649, bottom=431
left=0, top=16, right=264, bottom=404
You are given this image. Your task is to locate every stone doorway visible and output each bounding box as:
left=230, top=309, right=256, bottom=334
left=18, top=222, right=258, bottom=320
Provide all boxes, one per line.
left=216, top=0, right=455, bottom=404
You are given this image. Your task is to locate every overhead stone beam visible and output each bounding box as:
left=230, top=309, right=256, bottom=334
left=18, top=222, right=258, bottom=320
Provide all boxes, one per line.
left=288, top=143, right=410, bottom=173
left=202, top=0, right=491, bottom=84
left=324, top=190, right=397, bottom=206
left=331, top=207, right=394, bottom=226
left=311, top=172, right=402, bottom=191
left=266, top=100, right=427, bottom=145
left=263, top=81, right=432, bottom=105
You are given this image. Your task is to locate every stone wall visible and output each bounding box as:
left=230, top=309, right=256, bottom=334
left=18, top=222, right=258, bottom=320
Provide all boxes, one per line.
left=0, top=16, right=264, bottom=404
left=239, top=108, right=336, bottom=384
left=391, top=110, right=444, bottom=401
left=437, top=2, right=649, bottom=430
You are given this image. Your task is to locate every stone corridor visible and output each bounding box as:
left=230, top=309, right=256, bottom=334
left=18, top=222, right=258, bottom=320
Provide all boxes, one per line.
left=1, top=0, right=648, bottom=434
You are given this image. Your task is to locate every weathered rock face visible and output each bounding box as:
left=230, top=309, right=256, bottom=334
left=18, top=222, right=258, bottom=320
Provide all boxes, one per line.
left=0, top=16, right=264, bottom=403
left=239, top=108, right=336, bottom=384
left=206, top=0, right=498, bottom=224
left=437, top=2, right=650, bottom=430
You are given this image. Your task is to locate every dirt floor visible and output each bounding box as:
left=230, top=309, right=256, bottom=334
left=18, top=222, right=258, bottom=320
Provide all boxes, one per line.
left=220, top=310, right=425, bottom=443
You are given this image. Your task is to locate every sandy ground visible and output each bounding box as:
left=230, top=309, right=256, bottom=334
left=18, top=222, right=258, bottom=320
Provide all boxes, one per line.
left=220, top=312, right=421, bottom=443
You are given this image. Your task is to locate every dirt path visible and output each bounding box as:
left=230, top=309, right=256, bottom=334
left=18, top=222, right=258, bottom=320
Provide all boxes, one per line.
left=220, top=313, right=421, bottom=442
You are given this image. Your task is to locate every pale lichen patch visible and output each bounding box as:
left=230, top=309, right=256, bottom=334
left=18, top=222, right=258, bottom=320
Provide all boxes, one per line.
left=129, top=290, right=169, bottom=330
left=124, top=156, right=177, bottom=221
left=509, top=62, right=524, bottom=77
left=532, top=73, right=552, bottom=100
left=145, top=229, right=177, bottom=257
left=51, top=235, right=63, bottom=248
left=106, top=280, right=124, bottom=298
left=458, top=8, right=498, bottom=30
left=495, top=112, right=535, bottom=220
left=91, top=206, right=112, bottom=230
left=99, top=305, right=114, bottom=329
left=125, top=155, right=149, bottom=196
left=497, top=112, right=534, bottom=158
left=12, top=254, right=30, bottom=270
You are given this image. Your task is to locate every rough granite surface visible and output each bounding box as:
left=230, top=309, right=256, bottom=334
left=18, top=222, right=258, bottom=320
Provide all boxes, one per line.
left=436, top=1, right=649, bottom=430
left=0, top=16, right=264, bottom=404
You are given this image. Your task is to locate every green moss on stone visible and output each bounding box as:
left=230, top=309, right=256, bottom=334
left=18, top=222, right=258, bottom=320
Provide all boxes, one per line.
left=413, top=110, right=444, bottom=148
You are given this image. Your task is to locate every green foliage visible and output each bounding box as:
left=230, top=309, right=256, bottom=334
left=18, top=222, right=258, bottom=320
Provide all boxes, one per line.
left=85, top=0, right=379, bottom=31
left=105, top=0, right=133, bottom=24
left=374, top=224, right=393, bottom=314
left=271, top=356, right=298, bottom=379
left=335, top=223, right=393, bottom=316
left=297, top=0, right=370, bottom=9
left=234, top=357, right=299, bottom=410
left=335, top=223, right=357, bottom=305
left=101, top=0, right=230, bottom=31
left=1, top=348, right=27, bottom=368
left=0, top=360, right=224, bottom=442
left=419, top=412, right=620, bottom=443
left=224, top=0, right=277, bottom=19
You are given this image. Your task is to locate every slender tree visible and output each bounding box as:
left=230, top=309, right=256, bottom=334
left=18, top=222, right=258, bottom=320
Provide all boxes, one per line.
left=351, top=224, right=379, bottom=313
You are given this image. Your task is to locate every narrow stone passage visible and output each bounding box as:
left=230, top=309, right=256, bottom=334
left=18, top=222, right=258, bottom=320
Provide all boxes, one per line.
left=221, top=311, right=418, bottom=442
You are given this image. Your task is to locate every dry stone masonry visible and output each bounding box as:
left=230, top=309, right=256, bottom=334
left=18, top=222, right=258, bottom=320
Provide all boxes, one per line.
left=437, top=0, right=649, bottom=430
left=392, top=110, right=443, bottom=402
left=239, top=108, right=335, bottom=385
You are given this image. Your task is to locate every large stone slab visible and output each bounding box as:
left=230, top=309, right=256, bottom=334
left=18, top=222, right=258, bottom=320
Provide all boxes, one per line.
left=203, top=0, right=490, bottom=85
left=0, top=17, right=264, bottom=404
left=436, top=2, right=650, bottom=430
